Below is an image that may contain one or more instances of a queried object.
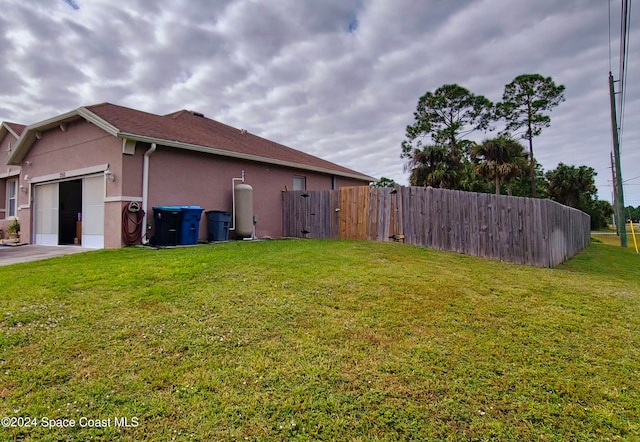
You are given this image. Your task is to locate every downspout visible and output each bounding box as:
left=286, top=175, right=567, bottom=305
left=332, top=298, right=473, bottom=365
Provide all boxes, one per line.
left=141, top=143, right=157, bottom=244
left=229, top=170, right=245, bottom=232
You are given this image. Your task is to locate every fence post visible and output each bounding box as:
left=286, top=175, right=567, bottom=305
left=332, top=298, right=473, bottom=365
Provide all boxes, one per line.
left=283, top=186, right=591, bottom=266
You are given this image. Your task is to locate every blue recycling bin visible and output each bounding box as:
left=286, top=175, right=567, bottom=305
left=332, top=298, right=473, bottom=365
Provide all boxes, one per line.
left=207, top=211, right=232, bottom=241
left=179, top=206, right=204, bottom=245
left=153, top=206, right=183, bottom=246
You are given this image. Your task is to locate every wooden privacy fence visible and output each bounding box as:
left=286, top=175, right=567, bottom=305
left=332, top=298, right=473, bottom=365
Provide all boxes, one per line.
left=282, top=186, right=591, bottom=267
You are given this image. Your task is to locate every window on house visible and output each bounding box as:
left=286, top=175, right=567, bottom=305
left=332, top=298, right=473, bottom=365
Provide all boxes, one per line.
left=7, top=179, right=17, bottom=218
left=293, top=176, right=306, bottom=191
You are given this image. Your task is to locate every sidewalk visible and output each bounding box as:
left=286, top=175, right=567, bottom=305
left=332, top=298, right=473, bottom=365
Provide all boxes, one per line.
left=0, top=244, right=89, bottom=266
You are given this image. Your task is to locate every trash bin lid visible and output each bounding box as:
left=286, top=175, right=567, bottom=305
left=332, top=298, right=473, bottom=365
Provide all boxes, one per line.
left=153, top=206, right=183, bottom=211
left=181, top=205, right=204, bottom=211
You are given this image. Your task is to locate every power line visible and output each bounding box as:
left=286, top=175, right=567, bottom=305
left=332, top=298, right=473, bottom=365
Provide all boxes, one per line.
left=609, top=0, right=613, bottom=72
left=619, top=0, right=626, bottom=86
left=607, top=1, right=632, bottom=246
left=619, top=0, right=632, bottom=136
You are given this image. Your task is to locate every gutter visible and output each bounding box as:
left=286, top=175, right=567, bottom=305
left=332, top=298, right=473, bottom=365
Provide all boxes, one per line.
left=141, top=142, right=157, bottom=244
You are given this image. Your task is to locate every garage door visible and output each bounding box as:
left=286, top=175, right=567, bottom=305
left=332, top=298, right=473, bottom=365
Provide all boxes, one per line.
left=34, top=182, right=59, bottom=246
left=34, top=175, right=104, bottom=248
left=82, top=175, right=104, bottom=248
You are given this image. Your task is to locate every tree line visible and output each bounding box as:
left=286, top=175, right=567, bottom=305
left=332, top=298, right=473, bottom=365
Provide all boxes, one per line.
left=625, top=206, right=640, bottom=223
left=387, top=74, right=612, bottom=229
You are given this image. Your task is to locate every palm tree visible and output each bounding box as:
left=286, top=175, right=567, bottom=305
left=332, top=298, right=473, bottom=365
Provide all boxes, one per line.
left=404, top=144, right=460, bottom=188
left=458, top=160, right=493, bottom=193
left=471, top=137, right=528, bottom=196
left=546, top=163, right=596, bottom=210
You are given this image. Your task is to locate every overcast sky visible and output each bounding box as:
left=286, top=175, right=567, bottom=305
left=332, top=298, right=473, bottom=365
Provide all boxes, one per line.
left=1, top=0, right=638, bottom=205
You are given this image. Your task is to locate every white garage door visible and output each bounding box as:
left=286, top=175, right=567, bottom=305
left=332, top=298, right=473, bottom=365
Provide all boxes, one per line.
left=82, top=175, right=104, bottom=249
left=34, top=175, right=105, bottom=248
left=34, top=182, right=59, bottom=246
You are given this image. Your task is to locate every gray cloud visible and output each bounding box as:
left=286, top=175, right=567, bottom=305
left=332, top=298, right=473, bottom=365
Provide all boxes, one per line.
left=1, top=0, right=638, bottom=204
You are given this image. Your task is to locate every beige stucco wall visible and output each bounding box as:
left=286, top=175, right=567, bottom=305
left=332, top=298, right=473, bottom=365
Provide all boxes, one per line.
left=19, top=119, right=122, bottom=246
left=0, top=131, right=21, bottom=237
left=24, top=120, right=122, bottom=178
left=0, top=130, right=19, bottom=169
left=104, top=201, right=123, bottom=248
left=146, top=146, right=369, bottom=241
left=9, top=119, right=369, bottom=247
left=121, top=143, right=145, bottom=198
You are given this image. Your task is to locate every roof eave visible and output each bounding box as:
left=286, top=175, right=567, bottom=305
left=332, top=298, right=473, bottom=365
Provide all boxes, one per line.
left=120, top=132, right=374, bottom=182
left=78, top=107, right=120, bottom=136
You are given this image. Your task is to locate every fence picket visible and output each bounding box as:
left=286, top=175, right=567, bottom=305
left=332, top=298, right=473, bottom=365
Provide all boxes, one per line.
left=282, top=186, right=590, bottom=267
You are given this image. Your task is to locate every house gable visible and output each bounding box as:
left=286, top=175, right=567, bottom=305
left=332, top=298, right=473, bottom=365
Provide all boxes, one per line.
left=21, top=119, right=121, bottom=177
left=3, top=122, right=26, bottom=140
left=0, top=122, right=23, bottom=177
left=6, top=108, right=118, bottom=166
left=0, top=122, right=24, bottom=229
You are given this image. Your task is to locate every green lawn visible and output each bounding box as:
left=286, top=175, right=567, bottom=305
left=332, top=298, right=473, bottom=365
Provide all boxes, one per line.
left=1, top=239, right=638, bottom=441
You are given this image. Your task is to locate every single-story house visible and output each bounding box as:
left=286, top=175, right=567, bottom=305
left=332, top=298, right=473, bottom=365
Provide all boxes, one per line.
left=0, top=103, right=373, bottom=248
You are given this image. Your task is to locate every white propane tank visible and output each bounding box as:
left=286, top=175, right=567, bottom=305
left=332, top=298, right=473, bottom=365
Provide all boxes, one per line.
left=234, top=183, right=253, bottom=238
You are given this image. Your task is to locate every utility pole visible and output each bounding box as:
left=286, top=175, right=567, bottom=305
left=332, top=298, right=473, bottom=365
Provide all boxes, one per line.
left=609, top=71, right=627, bottom=247
left=611, top=151, right=619, bottom=233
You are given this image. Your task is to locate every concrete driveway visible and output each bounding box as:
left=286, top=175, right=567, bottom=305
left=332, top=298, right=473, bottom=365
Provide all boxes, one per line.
left=0, top=245, right=89, bottom=266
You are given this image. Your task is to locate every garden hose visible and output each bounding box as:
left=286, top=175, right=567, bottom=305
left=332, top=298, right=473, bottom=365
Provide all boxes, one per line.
left=122, top=202, right=145, bottom=246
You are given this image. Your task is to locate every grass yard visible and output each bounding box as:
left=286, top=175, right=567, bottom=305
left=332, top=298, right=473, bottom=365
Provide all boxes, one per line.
left=0, top=239, right=638, bottom=441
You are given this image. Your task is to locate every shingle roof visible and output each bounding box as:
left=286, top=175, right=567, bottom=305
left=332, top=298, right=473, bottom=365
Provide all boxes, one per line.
left=83, top=103, right=371, bottom=180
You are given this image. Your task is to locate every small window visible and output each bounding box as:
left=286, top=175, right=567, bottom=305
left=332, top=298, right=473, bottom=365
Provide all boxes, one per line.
left=293, top=176, right=306, bottom=191
left=7, top=179, right=17, bottom=218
